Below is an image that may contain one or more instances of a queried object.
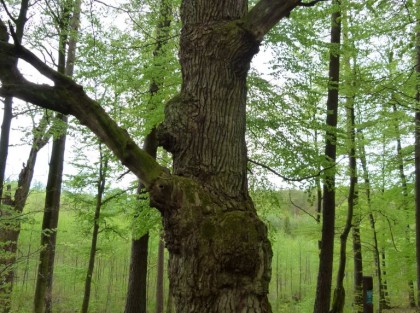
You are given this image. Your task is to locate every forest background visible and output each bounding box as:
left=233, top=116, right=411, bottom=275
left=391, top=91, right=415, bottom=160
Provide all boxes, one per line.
left=1, top=0, right=420, bottom=313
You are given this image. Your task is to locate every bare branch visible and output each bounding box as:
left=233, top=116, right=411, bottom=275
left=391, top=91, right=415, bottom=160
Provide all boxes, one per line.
left=248, top=158, right=336, bottom=182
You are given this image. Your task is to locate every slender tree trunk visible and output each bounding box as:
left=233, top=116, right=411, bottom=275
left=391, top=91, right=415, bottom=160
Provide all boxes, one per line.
left=0, top=113, right=50, bottom=313
left=358, top=130, right=389, bottom=311
left=81, top=144, right=108, bottom=313
left=391, top=101, right=416, bottom=307
left=415, top=0, right=420, bottom=307
left=314, top=1, right=341, bottom=312
left=155, top=234, right=165, bottom=313
left=125, top=1, right=171, bottom=312
left=34, top=1, right=80, bottom=311
left=0, top=0, right=28, bottom=201
left=125, top=131, right=159, bottom=313
left=330, top=72, right=357, bottom=313
left=0, top=96, right=12, bottom=202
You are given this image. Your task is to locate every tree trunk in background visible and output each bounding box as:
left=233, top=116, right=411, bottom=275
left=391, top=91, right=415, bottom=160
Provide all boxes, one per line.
left=81, top=144, right=108, bottom=313
left=0, top=2, right=29, bottom=311
left=358, top=130, right=389, bottom=311
left=0, top=0, right=28, bottom=201
left=0, top=113, right=51, bottom=313
left=415, top=0, right=420, bottom=307
left=391, top=101, right=415, bottom=307
left=125, top=1, right=171, bottom=311
left=314, top=1, right=341, bottom=312
left=329, top=63, right=357, bottom=313
left=125, top=131, right=158, bottom=313
left=33, top=1, right=80, bottom=311
left=0, top=96, right=12, bottom=201
left=155, top=233, right=165, bottom=313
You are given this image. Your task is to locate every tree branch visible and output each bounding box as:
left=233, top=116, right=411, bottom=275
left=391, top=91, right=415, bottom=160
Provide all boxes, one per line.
left=242, top=0, right=300, bottom=41
left=0, top=40, right=166, bottom=188
left=298, top=0, right=328, bottom=7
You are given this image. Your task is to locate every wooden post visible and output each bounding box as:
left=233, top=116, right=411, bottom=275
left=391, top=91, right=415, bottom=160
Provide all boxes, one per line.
left=363, top=276, right=373, bottom=313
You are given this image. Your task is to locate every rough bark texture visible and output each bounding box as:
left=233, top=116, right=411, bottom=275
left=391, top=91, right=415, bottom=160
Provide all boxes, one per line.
left=0, top=1, right=317, bottom=312
left=314, top=1, right=341, bottom=312
left=151, top=1, right=302, bottom=311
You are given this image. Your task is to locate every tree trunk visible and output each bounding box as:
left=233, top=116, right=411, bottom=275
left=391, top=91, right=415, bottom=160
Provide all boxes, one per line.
left=391, top=101, right=416, bottom=307
left=358, top=130, right=389, bottom=311
left=34, top=1, right=80, bottom=311
left=314, top=1, right=341, bottom=312
left=330, top=74, right=357, bottom=313
left=125, top=130, right=158, bottom=313
left=0, top=113, right=50, bottom=313
left=414, top=0, right=420, bottom=307
left=33, top=114, right=67, bottom=313
left=81, top=144, right=108, bottom=313
left=155, top=234, right=165, bottom=313
left=0, top=2, right=30, bottom=311
left=125, top=1, right=171, bottom=310
left=0, top=1, right=320, bottom=312
left=0, top=0, right=28, bottom=201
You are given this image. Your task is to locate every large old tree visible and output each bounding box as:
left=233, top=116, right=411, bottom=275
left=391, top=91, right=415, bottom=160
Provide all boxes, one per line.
left=0, top=0, right=323, bottom=312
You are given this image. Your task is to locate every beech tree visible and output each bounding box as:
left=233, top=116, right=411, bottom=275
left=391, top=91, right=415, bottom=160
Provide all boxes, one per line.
left=0, top=0, right=327, bottom=312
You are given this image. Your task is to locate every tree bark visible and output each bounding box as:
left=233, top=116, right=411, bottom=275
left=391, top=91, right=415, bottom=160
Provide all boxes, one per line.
left=81, top=144, right=108, bottom=313
left=0, top=2, right=30, bottom=311
left=415, top=0, right=420, bottom=307
left=125, top=130, right=158, bottom=313
left=0, top=1, right=325, bottom=312
left=314, top=1, right=341, bottom=312
left=0, top=0, right=29, bottom=202
left=329, top=69, right=357, bottom=313
left=358, top=130, right=389, bottom=311
left=33, top=1, right=80, bottom=311
left=0, top=113, right=51, bottom=313
left=155, top=233, right=165, bottom=313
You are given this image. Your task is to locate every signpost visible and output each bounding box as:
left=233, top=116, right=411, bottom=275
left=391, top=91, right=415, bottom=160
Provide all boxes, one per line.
left=363, top=276, right=373, bottom=313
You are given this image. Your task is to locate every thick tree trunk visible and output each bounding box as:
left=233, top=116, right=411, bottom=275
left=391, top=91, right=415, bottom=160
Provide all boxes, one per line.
left=0, top=1, right=319, bottom=312
left=314, top=1, right=341, bottom=312
left=155, top=1, right=274, bottom=312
